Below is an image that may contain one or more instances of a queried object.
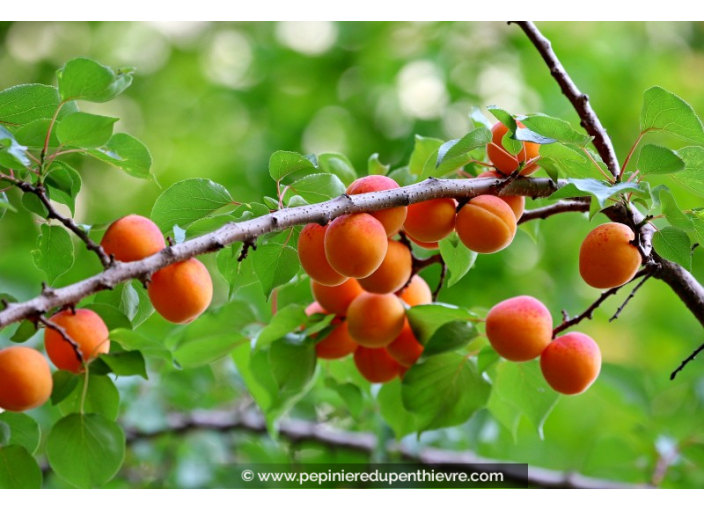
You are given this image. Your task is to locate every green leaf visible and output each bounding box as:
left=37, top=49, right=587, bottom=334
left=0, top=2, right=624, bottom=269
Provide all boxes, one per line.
left=269, top=150, right=316, bottom=181
left=325, top=379, right=363, bottom=418
left=32, top=224, right=74, bottom=284
left=438, top=233, right=477, bottom=287
left=367, top=153, right=389, bottom=176
left=422, top=321, right=477, bottom=357
left=84, top=303, right=132, bottom=331
left=45, top=161, right=81, bottom=216
left=377, top=379, right=418, bottom=440
left=0, top=83, right=62, bottom=125
left=51, top=370, right=80, bottom=406
left=0, top=191, right=16, bottom=221
left=57, top=58, right=134, bottom=103
left=409, top=135, right=443, bottom=175
left=641, top=86, right=704, bottom=144
left=10, top=320, right=36, bottom=343
left=406, top=304, right=478, bottom=345
left=487, top=360, right=559, bottom=440
left=47, top=413, right=125, bottom=488
left=269, top=338, right=317, bottom=396
left=652, top=226, right=692, bottom=270
left=0, top=445, right=42, bottom=488
left=387, top=166, right=417, bottom=187
left=519, top=114, right=591, bottom=146
left=58, top=374, right=120, bottom=421
left=431, top=127, right=492, bottom=177
left=671, top=146, right=704, bottom=197
left=21, top=192, right=48, bottom=217
left=539, top=143, right=602, bottom=179
left=255, top=304, right=307, bottom=349
left=0, top=413, right=40, bottom=454
left=317, top=152, right=357, bottom=186
left=150, top=178, right=232, bottom=232
left=477, top=346, right=501, bottom=374
left=659, top=188, right=694, bottom=232
left=99, top=350, right=147, bottom=379
left=0, top=125, right=30, bottom=168
left=56, top=112, right=117, bottom=149
left=637, top=144, right=685, bottom=176
left=232, top=343, right=277, bottom=414
left=692, top=215, right=704, bottom=246
left=550, top=179, right=642, bottom=217
left=252, top=243, right=299, bottom=298
left=13, top=118, right=59, bottom=148
left=501, top=129, right=523, bottom=156
left=402, top=353, right=490, bottom=433
left=284, top=173, right=345, bottom=204
left=487, top=106, right=516, bottom=132
left=87, top=133, right=152, bottom=179
left=110, top=329, right=172, bottom=363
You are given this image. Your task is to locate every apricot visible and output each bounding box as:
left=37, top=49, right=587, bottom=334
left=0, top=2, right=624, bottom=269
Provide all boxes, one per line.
left=347, top=175, right=407, bottom=235
left=487, top=121, right=540, bottom=176
left=358, top=239, right=412, bottom=294
left=347, top=292, right=406, bottom=348
left=387, top=320, right=424, bottom=367
left=148, top=258, right=213, bottom=324
left=485, top=296, right=553, bottom=362
left=405, top=233, right=439, bottom=250
left=403, top=198, right=456, bottom=243
left=455, top=195, right=517, bottom=253
left=315, top=321, right=359, bottom=360
left=579, top=223, right=642, bottom=289
left=0, top=346, right=53, bottom=412
left=354, top=346, right=401, bottom=383
left=476, top=170, right=525, bottom=219
left=541, top=332, right=601, bottom=395
left=397, top=275, right=432, bottom=307
left=324, top=213, right=388, bottom=278
left=311, top=279, right=363, bottom=317
left=100, top=214, right=166, bottom=262
left=305, top=301, right=327, bottom=316
left=297, top=223, right=348, bottom=286
left=44, top=309, right=110, bottom=373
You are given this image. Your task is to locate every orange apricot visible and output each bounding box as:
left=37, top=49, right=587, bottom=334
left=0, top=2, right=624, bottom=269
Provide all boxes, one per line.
left=0, top=346, right=53, bottom=412
left=346, top=176, right=407, bottom=235
left=397, top=275, right=432, bottom=307
left=44, top=309, right=110, bottom=373
left=485, top=296, right=553, bottom=362
left=455, top=195, right=517, bottom=253
left=311, top=279, right=363, bottom=317
left=487, top=121, right=540, bottom=176
left=579, top=222, right=642, bottom=289
left=297, top=223, right=348, bottom=286
left=354, top=346, right=401, bottom=383
left=148, top=258, right=213, bottom=324
left=387, top=320, right=424, bottom=367
left=405, top=233, right=439, bottom=250
left=315, top=321, right=359, bottom=360
left=100, top=214, right=166, bottom=262
left=403, top=198, right=456, bottom=243
left=358, top=239, right=412, bottom=294
left=324, top=213, right=388, bottom=278
left=347, top=293, right=406, bottom=348
left=540, top=332, right=601, bottom=395
left=476, top=170, right=525, bottom=219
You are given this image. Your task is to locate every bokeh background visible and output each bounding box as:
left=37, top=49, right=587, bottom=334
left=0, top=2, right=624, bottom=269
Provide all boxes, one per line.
left=1, top=21, right=703, bottom=488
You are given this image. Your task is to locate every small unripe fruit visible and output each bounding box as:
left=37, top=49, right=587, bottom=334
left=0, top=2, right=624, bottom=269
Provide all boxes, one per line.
left=354, top=346, right=401, bottom=383
left=579, top=223, right=642, bottom=289
left=541, top=332, right=601, bottom=395
left=44, top=309, right=110, bottom=373
left=403, top=198, right=456, bottom=243
left=0, top=347, right=53, bottom=412
left=486, top=296, right=553, bottom=362
left=311, top=279, right=363, bottom=317
left=347, top=176, right=407, bottom=236
left=298, top=224, right=348, bottom=286
left=387, top=320, right=424, bottom=367
left=100, top=214, right=166, bottom=262
left=487, top=121, right=540, bottom=176
left=358, top=240, right=412, bottom=294
left=148, top=258, right=213, bottom=324
left=476, top=170, right=525, bottom=219
left=347, top=293, right=406, bottom=348
left=324, top=213, right=388, bottom=278
left=397, top=275, right=432, bottom=307
left=455, top=195, right=517, bottom=254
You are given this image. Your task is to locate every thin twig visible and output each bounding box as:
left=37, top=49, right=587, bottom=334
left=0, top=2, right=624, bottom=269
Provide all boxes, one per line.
left=609, top=270, right=655, bottom=322
left=671, top=343, right=704, bottom=380
left=518, top=199, right=590, bottom=224
left=36, top=315, right=83, bottom=365
left=433, top=262, right=447, bottom=301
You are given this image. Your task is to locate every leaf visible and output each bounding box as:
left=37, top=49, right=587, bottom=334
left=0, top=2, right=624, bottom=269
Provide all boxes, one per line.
left=0, top=83, right=61, bottom=125
left=539, top=143, right=602, bottom=179
left=255, top=304, right=307, bottom=349
left=22, top=191, right=48, bottom=217
left=519, top=114, right=591, bottom=146
left=284, top=173, right=345, bottom=204
left=367, top=153, right=389, bottom=176
left=84, top=303, right=132, bottom=331
left=57, top=58, right=134, bottom=103
left=45, top=162, right=81, bottom=216
left=409, top=135, right=443, bottom=175
left=252, top=243, right=299, bottom=298
left=671, top=146, right=704, bottom=197
left=637, top=144, right=685, bottom=176
left=549, top=179, right=642, bottom=217
left=32, top=224, right=74, bottom=284
left=377, top=379, right=418, bottom=439
left=51, top=370, right=80, bottom=406
left=0, top=125, right=30, bottom=168
left=232, top=343, right=277, bottom=414
left=58, top=374, right=120, bottom=421
left=268, top=338, right=317, bottom=395
left=47, top=413, right=125, bottom=488
left=99, top=350, right=147, bottom=379
left=10, top=320, right=36, bottom=343
left=387, top=166, right=417, bottom=187
left=0, top=413, right=40, bottom=454
left=659, top=188, right=694, bottom=232
left=325, top=379, right=363, bottom=418
left=0, top=446, right=42, bottom=489
left=641, top=86, right=704, bottom=144
left=56, top=112, right=117, bottom=149
left=692, top=215, right=704, bottom=246
left=652, top=226, right=692, bottom=270
left=431, top=127, right=492, bottom=177
left=13, top=118, right=59, bottom=147
left=269, top=150, right=316, bottom=181
left=0, top=191, right=16, bottom=221
left=402, top=353, right=490, bottom=433
left=487, top=106, right=516, bottom=132
left=487, top=360, right=559, bottom=440
left=406, top=303, right=478, bottom=345
left=317, top=152, right=357, bottom=186
left=422, top=321, right=477, bottom=357
left=150, top=178, right=232, bottom=232
left=438, top=233, right=477, bottom=287
left=110, top=329, right=172, bottom=363
left=87, top=133, right=152, bottom=179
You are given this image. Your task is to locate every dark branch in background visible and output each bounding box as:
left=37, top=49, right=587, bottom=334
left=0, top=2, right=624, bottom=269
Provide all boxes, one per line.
left=509, top=21, right=621, bottom=178
left=671, top=343, right=704, bottom=380
left=36, top=316, right=83, bottom=365
left=517, top=198, right=590, bottom=224
left=122, top=409, right=645, bottom=489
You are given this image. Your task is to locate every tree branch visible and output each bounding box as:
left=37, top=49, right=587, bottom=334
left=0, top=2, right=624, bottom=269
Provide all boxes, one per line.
left=518, top=199, right=590, bottom=224
left=36, top=315, right=83, bottom=365
left=671, top=342, right=704, bottom=380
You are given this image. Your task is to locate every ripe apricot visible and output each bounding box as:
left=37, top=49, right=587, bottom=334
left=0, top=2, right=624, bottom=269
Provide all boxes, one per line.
left=347, top=176, right=407, bottom=235
left=100, top=214, right=166, bottom=262
left=44, top=309, right=110, bottom=373
left=148, top=258, right=213, bottom=324
left=455, top=195, right=517, bottom=253
left=347, top=292, right=406, bottom=348
left=305, top=301, right=327, bottom=316
left=0, top=346, right=53, bottom=412
left=324, top=213, right=388, bottom=278
left=476, top=170, right=525, bottom=219
left=387, top=320, right=424, bottom=367
left=403, top=198, right=456, bottom=243
left=579, top=222, right=642, bottom=289
left=397, top=275, right=432, bottom=307
left=541, top=332, right=601, bottom=395
left=354, top=346, right=401, bottom=383
left=485, top=296, right=552, bottom=362
left=487, top=121, right=540, bottom=176
left=298, top=223, right=348, bottom=286
left=405, top=233, right=439, bottom=250
left=304, top=301, right=358, bottom=359
left=311, top=279, right=363, bottom=317
left=358, top=239, right=412, bottom=294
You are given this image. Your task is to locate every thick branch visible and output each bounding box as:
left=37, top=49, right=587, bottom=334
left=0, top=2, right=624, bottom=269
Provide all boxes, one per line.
left=510, top=21, right=621, bottom=177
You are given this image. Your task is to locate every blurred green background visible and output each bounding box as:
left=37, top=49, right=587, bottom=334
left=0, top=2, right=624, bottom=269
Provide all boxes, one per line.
left=1, top=21, right=703, bottom=488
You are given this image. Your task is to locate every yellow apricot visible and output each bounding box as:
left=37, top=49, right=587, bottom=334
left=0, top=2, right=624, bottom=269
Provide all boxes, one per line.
left=354, top=346, right=401, bottom=383
left=397, top=275, right=432, bottom=307
left=579, top=222, right=642, bottom=289
left=540, top=332, right=601, bottom=395
left=455, top=195, right=517, bottom=253
left=44, top=309, right=110, bottom=374
left=403, top=198, right=456, bottom=243
left=148, top=258, right=213, bottom=324
left=100, top=214, right=166, bottom=262
left=347, top=292, right=406, bottom=348
left=297, top=223, right=348, bottom=286
left=476, top=170, right=525, bottom=219
left=485, top=296, right=553, bottom=362
left=347, top=175, right=407, bottom=236
left=0, top=347, right=53, bottom=412
left=358, top=239, right=412, bottom=294
left=311, top=279, right=363, bottom=317
left=324, top=213, right=388, bottom=278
